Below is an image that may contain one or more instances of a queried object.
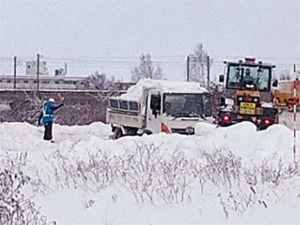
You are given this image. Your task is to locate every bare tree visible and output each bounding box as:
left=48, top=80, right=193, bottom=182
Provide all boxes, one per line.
left=279, top=70, right=291, bottom=81
left=82, top=71, right=118, bottom=90
left=131, top=53, right=163, bottom=82
left=188, top=43, right=212, bottom=87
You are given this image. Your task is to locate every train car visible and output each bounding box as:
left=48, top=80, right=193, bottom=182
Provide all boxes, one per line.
left=0, top=75, right=86, bottom=90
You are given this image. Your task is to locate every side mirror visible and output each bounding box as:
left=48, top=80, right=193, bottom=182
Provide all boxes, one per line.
left=152, top=105, right=161, bottom=118
left=219, top=74, right=224, bottom=82
left=152, top=108, right=158, bottom=118
left=272, top=80, right=278, bottom=87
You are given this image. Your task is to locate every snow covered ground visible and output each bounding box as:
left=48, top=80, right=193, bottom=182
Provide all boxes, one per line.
left=0, top=121, right=299, bottom=225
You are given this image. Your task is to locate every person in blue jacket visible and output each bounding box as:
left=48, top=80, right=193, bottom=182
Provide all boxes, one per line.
left=38, top=97, right=64, bottom=141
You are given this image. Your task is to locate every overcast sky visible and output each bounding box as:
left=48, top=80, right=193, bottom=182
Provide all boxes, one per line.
left=0, top=0, right=299, bottom=81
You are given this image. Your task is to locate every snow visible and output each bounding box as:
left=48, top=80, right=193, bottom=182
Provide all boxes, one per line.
left=0, top=103, right=11, bottom=112
left=0, top=121, right=300, bottom=225
left=261, top=102, right=274, bottom=108
left=114, top=78, right=209, bottom=101
left=225, top=98, right=234, bottom=105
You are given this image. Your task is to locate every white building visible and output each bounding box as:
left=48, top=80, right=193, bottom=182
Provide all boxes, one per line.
left=0, top=75, right=86, bottom=90
left=26, top=61, right=49, bottom=75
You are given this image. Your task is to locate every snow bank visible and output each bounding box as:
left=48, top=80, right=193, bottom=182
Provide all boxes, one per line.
left=195, top=121, right=217, bottom=136
left=0, top=121, right=112, bottom=152
left=182, top=121, right=295, bottom=167
left=0, top=121, right=299, bottom=225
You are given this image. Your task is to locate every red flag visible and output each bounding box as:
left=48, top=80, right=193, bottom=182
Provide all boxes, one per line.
left=58, top=93, right=64, bottom=102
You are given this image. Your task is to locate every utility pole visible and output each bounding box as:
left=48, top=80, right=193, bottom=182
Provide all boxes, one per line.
left=13, top=56, right=17, bottom=89
left=187, top=56, right=190, bottom=81
left=207, top=55, right=210, bottom=91
left=149, top=65, right=152, bottom=79
left=36, top=54, right=40, bottom=92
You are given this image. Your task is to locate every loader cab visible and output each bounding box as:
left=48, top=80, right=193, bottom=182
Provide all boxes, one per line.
left=225, top=61, right=274, bottom=92
left=218, top=58, right=277, bottom=103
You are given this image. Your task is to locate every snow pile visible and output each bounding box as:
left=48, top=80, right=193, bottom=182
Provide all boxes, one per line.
left=115, top=78, right=208, bottom=101
left=0, top=122, right=299, bottom=225
left=194, top=121, right=217, bottom=136
left=0, top=122, right=112, bottom=152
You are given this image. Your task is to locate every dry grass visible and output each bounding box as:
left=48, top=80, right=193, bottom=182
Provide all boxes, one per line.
left=1, top=143, right=299, bottom=223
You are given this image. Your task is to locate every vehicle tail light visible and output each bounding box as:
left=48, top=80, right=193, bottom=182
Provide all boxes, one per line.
left=161, top=123, right=170, bottom=133
left=264, top=119, right=271, bottom=125
left=223, top=115, right=230, bottom=122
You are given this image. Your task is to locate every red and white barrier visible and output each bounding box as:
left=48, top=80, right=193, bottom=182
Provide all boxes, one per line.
left=293, top=78, right=299, bottom=162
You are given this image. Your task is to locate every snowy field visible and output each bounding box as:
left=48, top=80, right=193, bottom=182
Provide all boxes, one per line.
left=0, top=120, right=299, bottom=225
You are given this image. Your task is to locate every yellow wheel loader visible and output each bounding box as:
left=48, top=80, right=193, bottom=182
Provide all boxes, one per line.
left=217, top=58, right=279, bottom=130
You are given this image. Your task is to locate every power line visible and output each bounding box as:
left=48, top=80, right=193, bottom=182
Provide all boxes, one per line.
left=1, top=55, right=299, bottom=76
left=1, top=54, right=300, bottom=62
